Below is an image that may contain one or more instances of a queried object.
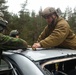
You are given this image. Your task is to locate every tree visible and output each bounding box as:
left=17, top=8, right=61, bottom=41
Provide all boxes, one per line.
left=0, top=0, right=8, bottom=12
left=64, top=7, right=72, bottom=20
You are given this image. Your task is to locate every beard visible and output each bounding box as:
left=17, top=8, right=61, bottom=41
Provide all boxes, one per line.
left=48, top=19, right=55, bottom=26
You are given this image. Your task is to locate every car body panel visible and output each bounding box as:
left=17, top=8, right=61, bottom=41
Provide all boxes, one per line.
left=22, top=48, right=76, bottom=61
left=3, top=53, right=44, bottom=75
left=1, top=48, right=76, bottom=75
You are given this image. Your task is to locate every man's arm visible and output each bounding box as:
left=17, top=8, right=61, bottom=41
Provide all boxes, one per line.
left=0, top=33, right=28, bottom=50
left=39, top=23, right=69, bottom=48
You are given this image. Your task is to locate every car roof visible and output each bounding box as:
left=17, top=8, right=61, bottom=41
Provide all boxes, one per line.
left=22, top=48, right=76, bottom=61
left=3, top=48, right=76, bottom=61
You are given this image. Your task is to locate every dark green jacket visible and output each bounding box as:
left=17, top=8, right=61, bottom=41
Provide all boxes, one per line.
left=37, top=17, right=76, bottom=49
left=0, top=33, right=28, bottom=50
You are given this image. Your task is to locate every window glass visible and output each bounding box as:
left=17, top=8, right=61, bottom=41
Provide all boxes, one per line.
left=0, top=59, right=13, bottom=75
left=0, top=59, right=9, bottom=70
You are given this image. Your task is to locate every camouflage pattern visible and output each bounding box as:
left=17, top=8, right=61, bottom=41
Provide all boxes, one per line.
left=0, top=11, right=28, bottom=50
left=37, top=17, right=76, bottom=49
left=0, top=33, right=28, bottom=50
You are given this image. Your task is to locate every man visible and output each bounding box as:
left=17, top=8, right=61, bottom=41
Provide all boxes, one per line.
left=9, top=30, right=20, bottom=38
left=0, top=11, right=28, bottom=50
left=32, top=7, right=76, bottom=49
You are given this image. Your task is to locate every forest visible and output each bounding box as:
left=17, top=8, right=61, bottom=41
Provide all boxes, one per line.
left=1, top=0, right=76, bottom=45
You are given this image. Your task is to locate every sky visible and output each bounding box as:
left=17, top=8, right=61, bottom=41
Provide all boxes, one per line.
left=6, top=0, right=76, bottom=14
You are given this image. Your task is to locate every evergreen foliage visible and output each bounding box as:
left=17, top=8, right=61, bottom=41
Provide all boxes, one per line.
left=1, top=0, right=76, bottom=45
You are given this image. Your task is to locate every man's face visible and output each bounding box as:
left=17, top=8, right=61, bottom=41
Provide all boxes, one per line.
left=16, top=35, right=19, bottom=38
left=45, top=15, right=53, bottom=25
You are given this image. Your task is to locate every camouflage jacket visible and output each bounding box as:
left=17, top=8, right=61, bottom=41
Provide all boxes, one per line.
left=37, top=17, right=76, bottom=49
left=0, top=33, right=28, bottom=50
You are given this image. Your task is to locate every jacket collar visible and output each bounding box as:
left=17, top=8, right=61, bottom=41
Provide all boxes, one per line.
left=48, top=17, right=64, bottom=28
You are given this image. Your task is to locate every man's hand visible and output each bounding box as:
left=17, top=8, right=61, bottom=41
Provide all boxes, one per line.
left=32, top=43, right=41, bottom=49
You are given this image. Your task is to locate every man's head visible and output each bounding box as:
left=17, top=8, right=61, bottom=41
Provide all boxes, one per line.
left=41, top=7, right=58, bottom=24
left=9, top=30, right=20, bottom=38
left=0, top=11, right=8, bottom=32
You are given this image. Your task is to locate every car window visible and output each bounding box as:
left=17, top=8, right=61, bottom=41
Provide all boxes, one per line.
left=41, top=58, right=76, bottom=75
left=0, top=59, right=9, bottom=70
left=0, top=59, right=12, bottom=75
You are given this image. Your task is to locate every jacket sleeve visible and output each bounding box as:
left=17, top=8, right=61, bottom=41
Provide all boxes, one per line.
left=0, top=34, right=28, bottom=50
left=39, top=22, right=70, bottom=48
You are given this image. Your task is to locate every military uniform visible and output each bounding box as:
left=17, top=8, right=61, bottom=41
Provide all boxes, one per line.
left=0, top=11, right=28, bottom=50
left=0, top=33, right=28, bottom=50
left=37, top=17, right=76, bottom=49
